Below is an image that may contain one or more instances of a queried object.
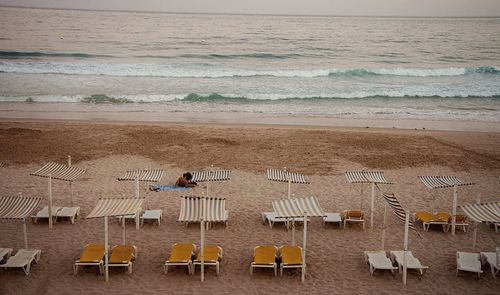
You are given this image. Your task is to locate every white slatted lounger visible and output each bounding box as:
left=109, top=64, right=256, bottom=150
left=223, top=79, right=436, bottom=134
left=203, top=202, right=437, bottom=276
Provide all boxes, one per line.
left=364, top=251, right=398, bottom=275
left=261, top=212, right=305, bottom=229
left=323, top=213, right=342, bottom=228
left=480, top=252, right=500, bottom=278
left=456, top=252, right=483, bottom=277
left=0, top=249, right=41, bottom=275
left=141, top=209, right=162, bottom=226
left=32, top=206, right=62, bottom=223
left=56, top=207, right=80, bottom=224
left=389, top=251, right=428, bottom=275
left=0, top=248, right=13, bottom=263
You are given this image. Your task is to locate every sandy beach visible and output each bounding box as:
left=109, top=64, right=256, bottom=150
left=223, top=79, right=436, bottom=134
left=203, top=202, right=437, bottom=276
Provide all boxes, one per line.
left=0, top=119, right=499, bottom=295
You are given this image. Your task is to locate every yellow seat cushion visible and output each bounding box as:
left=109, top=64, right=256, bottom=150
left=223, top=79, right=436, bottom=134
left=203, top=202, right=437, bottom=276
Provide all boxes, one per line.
left=109, top=245, right=135, bottom=264
left=280, top=246, right=302, bottom=265
left=79, top=244, right=105, bottom=263
left=254, top=246, right=276, bottom=265
left=168, top=243, right=194, bottom=263
left=415, top=211, right=435, bottom=223
left=196, top=245, right=221, bottom=262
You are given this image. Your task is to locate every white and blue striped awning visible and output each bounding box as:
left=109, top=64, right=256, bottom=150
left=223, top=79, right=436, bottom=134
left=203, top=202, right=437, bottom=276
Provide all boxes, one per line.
left=86, top=198, right=144, bottom=218
left=460, top=201, right=500, bottom=223
left=117, top=169, right=164, bottom=182
left=345, top=171, right=391, bottom=184
left=31, top=161, right=86, bottom=182
left=272, top=196, right=325, bottom=218
left=382, top=193, right=417, bottom=232
left=191, top=170, right=231, bottom=182
left=178, top=196, right=227, bottom=222
left=267, top=168, right=309, bottom=184
left=419, top=175, right=474, bottom=189
left=0, top=195, right=42, bottom=219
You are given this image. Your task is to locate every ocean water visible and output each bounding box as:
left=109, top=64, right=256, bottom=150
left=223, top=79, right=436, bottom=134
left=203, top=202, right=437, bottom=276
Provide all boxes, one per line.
left=0, top=7, right=499, bottom=122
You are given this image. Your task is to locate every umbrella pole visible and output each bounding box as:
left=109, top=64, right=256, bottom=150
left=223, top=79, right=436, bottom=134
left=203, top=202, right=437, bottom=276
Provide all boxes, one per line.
left=302, top=211, right=307, bottom=283
left=472, top=197, right=480, bottom=251
left=451, top=184, right=457, bottom=235
left=403, top=211, right=409, bottom=285
left=201, top=192, right=205, bottom=282
left=122, top=215, right=126, bottom=244
left=381, top=202, right=387, bottom=250
left=370, top=182, right=375, bottom=229
left=104, top=216, right=109, bottom=282
left=291, top=220, right=296, bottom=245
left=23, top=217, right=28, bottom=249
left=135, top=175, right=140, bottom=199
left=48, top=174, right=53, bottom=229
left=69, top=182, right=73, bottom=207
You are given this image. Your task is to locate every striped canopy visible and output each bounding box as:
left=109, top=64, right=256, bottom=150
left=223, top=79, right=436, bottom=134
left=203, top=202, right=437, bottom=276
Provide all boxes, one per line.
left=31, top=161, right=86, bottom=182
left=191, top=170, right=231, bottom=182
left=419, top=175, right=474, bottom=189
left=0, top=162, right=5, bottom=167
left=345, top=171, right=391, bottom=184
left=86, top=198, right=144, bottom=218
left=272, top=196, right=325, bottom=218
left=178, top=196, right=227, bottom=222
left=460, top=201, right=500, bottom=223
left=267, top=168, right=309, bottom=184
left=117, top=169, right=164, bottom=182
left=0, top=196, right=42, bottom=219
left=382, top=193, right=417, bottom=232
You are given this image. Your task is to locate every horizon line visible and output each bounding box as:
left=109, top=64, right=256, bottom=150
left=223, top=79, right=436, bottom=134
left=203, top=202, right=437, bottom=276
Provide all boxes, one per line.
left=1, top=4, right=500, bottom=18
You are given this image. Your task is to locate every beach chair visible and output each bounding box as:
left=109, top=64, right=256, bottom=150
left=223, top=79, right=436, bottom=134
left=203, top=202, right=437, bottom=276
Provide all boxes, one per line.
left=446, top=214, right=469, bottom=233
left=323, top=212, right=342, bottom=228
left=261, top=212, right=287, bottom=228
left=279, top=245, right=304, bottom=277
left=389, top=250, right=429, bottom=275
left=116, top=213, right=140, bottom=228
left=56, top=207, right=80, bottom=224
left=342, top=210, right=365, bottom=229
left=364, top=251, right=398, bottom=275
left=0, top=249, right=41, bottom=275
left=193, top=245, right=223, bottom=276
left=164, top=243, right=196, bottom=274
left=456, top=252, right=483, bottom=277
left=250, top=245, right=278, bottom=276
left=140, top=209, right=162, bottom=226
left=73, top=244, right=105, bottom=275
left=108, top=245, right=137, bottom=274
left=414, top=211, right=448, bottom=232
left=31, top=206, right=62, bottom=223
left=480, top=252, right=500, bottom=278
left=0, top=248, right=13, bottom=264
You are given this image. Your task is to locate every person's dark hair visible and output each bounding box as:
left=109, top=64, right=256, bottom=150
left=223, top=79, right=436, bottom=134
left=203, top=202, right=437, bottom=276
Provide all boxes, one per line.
left=185, top=172, right=193, bottom=181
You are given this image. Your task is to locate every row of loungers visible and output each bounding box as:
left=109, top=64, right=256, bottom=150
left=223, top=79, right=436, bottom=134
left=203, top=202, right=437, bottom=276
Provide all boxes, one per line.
left=74, top=244, right=137, bottom=275
left=262, top=210, right=366, bottom=229
left=32, top=206, right=80, bottom=224
left=0, top=248, right=41, bottom=275
left=414, top=211, right=469, bottom=232
left=164, top=243, right=223, bottom=275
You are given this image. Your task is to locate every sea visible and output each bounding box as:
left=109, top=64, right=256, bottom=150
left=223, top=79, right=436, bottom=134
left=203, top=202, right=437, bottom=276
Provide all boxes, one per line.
left=1, top=7, right=500, bottom=122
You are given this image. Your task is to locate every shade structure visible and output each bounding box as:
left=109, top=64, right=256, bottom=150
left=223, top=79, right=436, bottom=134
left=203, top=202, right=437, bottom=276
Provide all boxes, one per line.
left=86, top=197, right=144, bottom=282
left=272, top=196, right=325, bottom=282
left=0, top=195, right=42, bottom=249
left=178, top=196, right=227, bottom=223
left=382, top=193, right=417, bottom=285
left=460, top=201, right=500, bottom=250
left=30, top=160, right=86, bottom=228
left=267, top=168, right=309, bottom=184
left=345, top=171, right=391, bottom=228
left=419, top=175, right=474, bottom=235
left=117, top=169, right=164, bottom=182
left=191, top=170, right=231, bottom=182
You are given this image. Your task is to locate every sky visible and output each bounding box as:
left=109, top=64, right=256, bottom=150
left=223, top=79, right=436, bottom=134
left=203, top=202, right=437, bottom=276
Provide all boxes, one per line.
left=1, top=0, right=500, bottom=17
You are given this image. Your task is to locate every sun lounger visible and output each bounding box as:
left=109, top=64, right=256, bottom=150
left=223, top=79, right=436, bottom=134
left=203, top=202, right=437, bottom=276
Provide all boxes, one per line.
left=364, top=251, right=398, bottom=275
left=140, top=209, right=162, bottom=226
left=116, top=213, right=140, bottom=228
left=279, top=245, right=304, bottom=276
left=342, top=210, right=365, bottom=229
left=480, top=252, right=500, bottom=278
left=0, top=249, right=41, bottom=275
left=389, top=250, right=428, bottom=275
left=31, top=206, right=62, bottom=223
left=108, top=245, right=137, bottom=274
left=193, top=245, right=223, bottom=276
left=262, top=212, right=288, bottom=228
left=164, top=243, right=196, bottom=274
left=414, top=211, right=448, bottom=232
left=0, top=248, right=13, bottom=264
left=323, top=212, right=342, bottom=228
left=456, top=252, right=483, bottom=277
left=445, top=214, right=469, bottom=233
left=73, top=244, right=105, bottom=275
left=250, top=245, right=278, bottom=276
left=55, top=207, right=80, bottom=224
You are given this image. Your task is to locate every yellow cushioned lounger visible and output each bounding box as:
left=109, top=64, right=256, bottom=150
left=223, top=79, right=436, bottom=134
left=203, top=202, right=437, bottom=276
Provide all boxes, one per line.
left=108, top=245, right=137, bottom=274
left=193, top=245, right=223, bottom=275
left=164, top=243, right=195, bottom=274
left=250, top=245, right=278, bottom=276
left=279, top=245, right=304, bottom=277
left=74, top=244, right=105, bottom=275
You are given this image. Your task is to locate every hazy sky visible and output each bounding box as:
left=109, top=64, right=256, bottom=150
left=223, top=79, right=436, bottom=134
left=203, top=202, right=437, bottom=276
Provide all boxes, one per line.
left=1, top=0, right=500, bottom=16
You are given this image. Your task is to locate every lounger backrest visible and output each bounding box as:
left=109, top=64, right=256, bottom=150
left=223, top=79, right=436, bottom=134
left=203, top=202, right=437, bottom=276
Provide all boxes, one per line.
left=348, top=210, right=363, bottom=219
left=254, top=246, right=277, bottom=264
left=196, top=245, right=222, bottom=262
left=168, top=243, right=195, bottom=262
left=280, top=246, right=302, bottom=265
left=452, top=214, right=467, bottom=223
left=79, top=244, right=105, bottom=263
left=109, top=245, right=135, bottom=263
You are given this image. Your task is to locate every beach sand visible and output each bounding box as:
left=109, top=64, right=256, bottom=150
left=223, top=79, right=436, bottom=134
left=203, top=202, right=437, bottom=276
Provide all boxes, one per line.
left=0, top=120, right=499, bottom=294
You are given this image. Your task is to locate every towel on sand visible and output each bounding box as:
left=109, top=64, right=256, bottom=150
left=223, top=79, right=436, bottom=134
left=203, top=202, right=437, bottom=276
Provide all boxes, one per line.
left=150, top=185, right=193, bottom=191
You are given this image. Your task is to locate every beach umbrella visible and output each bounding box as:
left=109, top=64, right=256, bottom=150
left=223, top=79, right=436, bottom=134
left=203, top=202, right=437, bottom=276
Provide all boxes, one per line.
left=191, top=166, right=231, bottom=199
left=345, top=171, right=391, bottom=228
left=30, top=156, right=86, bottom=228
left=0, top=194, right=42, bottom=249
left=382, top=193, right=419, bottom=285
left=272, top=196, right=325, bottom=282
left=460, top=200, right=500, bottom=251
left=86, top=197, right=144, bottom=282
left=419, top=176, right=474, bottom=235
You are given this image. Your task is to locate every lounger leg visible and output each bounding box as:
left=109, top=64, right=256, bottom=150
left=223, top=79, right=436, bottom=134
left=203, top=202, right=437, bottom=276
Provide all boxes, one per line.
left=73, top=264, right=78, bottom=275
left=250, top=266, right=253, bottom=275
left=216, top=262, right=219, bottom=275
left=129, top=263, right=132, bottom=274
left=163, top=265, right=168, bottom=274
left=280, top=265, right=283, bottom=276
left=274, top=264, right=277, bottom=276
